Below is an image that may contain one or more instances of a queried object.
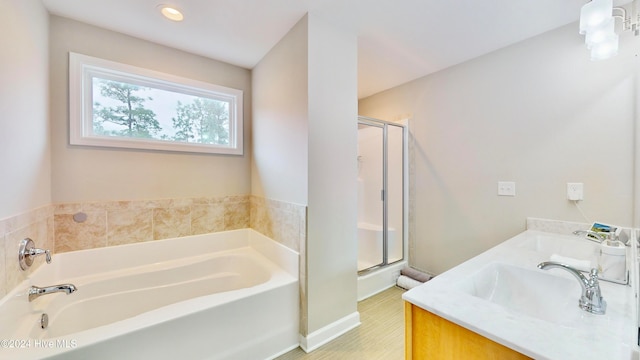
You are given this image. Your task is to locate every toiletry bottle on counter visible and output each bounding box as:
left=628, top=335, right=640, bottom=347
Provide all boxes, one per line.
left=598, top=236, right=626, bottom=283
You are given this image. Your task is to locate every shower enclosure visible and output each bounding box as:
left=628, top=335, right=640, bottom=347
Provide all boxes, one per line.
left=357, top=116, right=405, bottom=274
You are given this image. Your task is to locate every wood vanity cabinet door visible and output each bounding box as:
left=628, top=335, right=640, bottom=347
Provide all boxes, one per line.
left=404, top=302, right=532, bottom=360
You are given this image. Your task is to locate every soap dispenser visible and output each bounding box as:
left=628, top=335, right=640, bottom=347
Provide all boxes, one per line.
left=598, top=233, right=627, bottom=283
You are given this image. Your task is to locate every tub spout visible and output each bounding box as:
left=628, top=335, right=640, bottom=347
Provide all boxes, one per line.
left=28, top=284, right=77, bottom=302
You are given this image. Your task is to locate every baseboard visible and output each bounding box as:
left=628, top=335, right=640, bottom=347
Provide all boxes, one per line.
left=357, top=261, right=406, bottom=301
left=298, top=312, right=361, bottom=353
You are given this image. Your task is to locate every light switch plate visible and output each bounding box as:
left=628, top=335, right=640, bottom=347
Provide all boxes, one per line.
left=498, top=181, right=516, bottom=196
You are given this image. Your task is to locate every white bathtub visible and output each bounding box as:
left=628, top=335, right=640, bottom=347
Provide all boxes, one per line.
left=0, top=229, right=299, bottom=360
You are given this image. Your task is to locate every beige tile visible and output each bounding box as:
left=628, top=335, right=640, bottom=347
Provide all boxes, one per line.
left=224, top=200, right=249, bottom=230
left=0, top=218, right=6, bottom=239
left=191, top=204, right=225, bottom=235
left=5, top=218, right=51, bottom=291
left=84, top=200, right=138, bottom=212
left=128, top=200, right=151, bottom=210
left=153, top=206, right=191, bottom=240
left=192, top=196, right=224, bottom=205
left=248, top=196, right=306, bottom=253
left=54, top=212, right=107, bottom=253
left=145, top=198, right=193, bottom=209
left=45, top=215, right=55, bottom=256
left=278, top=209, right=301, bottom=252
left=54, top=203, right=82, bottom=215
left=0, top=234, right=6, bottom=298
left=251, top=200, right=274, bottom=238
left=107, top=209, right=153, bottom=246
left=225, top=195, right=250, bottom=204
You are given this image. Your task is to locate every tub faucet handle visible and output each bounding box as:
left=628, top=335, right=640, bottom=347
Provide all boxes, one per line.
left=31, top=247, right=51, bottom=264
left=18, top=238, right=52, bottom=270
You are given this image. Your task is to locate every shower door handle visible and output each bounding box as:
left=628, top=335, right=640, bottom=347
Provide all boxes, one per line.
left=381, top=189, right=385, bottom=201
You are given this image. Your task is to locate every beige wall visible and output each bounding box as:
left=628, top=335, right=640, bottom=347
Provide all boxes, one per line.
left=359, top=22, right=638, bottom=275
left=0, top=0, right=51, bottom=220
left=49, top=16, right=252, bottom=203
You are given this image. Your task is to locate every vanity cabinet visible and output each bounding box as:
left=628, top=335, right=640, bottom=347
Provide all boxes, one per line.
left=404, top=302, right=531, bottom=360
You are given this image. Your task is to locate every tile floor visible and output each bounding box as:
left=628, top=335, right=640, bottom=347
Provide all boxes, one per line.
left=276, top=286, right=406, bottom=360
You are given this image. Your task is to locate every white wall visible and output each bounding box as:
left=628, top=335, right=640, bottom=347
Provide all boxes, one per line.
left=359, top=22, right=638, bottom=275
left=0, top=0, right=51, bottom=219
left=306, top=12, right=358, bottom=335
left=252, top=12, right=358, bottom=342
left=251, top=16, right=308, bottom=205
left=49, top=16, right=252, bottom=203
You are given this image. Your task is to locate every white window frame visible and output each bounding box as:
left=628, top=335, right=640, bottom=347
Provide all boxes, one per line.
left=69, top=52, right=244, bottom=155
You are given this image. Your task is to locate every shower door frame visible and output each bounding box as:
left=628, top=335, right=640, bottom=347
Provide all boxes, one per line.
left=357, top=116, right=406, bottom=275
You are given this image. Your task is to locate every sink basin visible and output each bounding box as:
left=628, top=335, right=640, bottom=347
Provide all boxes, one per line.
left=456, top=262, right=587, bottom=325
left=517, top=233, right=598, bottom=261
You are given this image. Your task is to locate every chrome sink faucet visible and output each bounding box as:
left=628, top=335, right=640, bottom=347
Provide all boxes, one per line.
left=28, top=284, right=77, bottom=302
left=537, top=261, right=606, bottom=315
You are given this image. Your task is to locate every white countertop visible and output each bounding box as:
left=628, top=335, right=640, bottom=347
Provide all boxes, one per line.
left=402, top=230, right=639, bottom=360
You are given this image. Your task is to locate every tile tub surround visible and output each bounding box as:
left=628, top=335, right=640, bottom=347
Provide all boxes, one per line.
left=250, top=195, right=306, bottom=253
left=53, top=195, right=307, bottom=254
left=54, top=196, right=252, bottom=252
left=403, top=230, right=638, bottom=359
left=54, top=195, right=249, bottom=253
left=250, top=195, right=308, bottom=335
left=0, top=205, right=54, bottom=298
left=1, top=196, right=309, bottom=343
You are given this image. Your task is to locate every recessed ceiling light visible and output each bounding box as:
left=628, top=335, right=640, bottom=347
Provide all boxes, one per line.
left=158, top=5, right=184, bottom=22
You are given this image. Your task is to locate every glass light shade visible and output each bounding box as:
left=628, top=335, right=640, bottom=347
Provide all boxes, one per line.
left=585, top=17, right=615, bottom=49
left=159, top=6, right=184, bottom=21
left=579, top=0, right=613, bottom=34
left=590, top=34, right=619, bottom=61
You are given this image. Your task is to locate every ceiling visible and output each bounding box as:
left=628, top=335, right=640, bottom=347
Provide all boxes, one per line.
left=42, top=0, right=597, bottom=98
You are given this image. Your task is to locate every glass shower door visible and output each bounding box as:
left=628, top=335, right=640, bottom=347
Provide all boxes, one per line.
left=386, top=123, right=404, bottom=265
left=357, top=122, right=385, bottom=271
left=357, top=117, right=405, bottom=274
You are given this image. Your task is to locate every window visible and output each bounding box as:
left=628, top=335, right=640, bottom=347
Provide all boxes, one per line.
left=69, top=52, right=243, bottom=155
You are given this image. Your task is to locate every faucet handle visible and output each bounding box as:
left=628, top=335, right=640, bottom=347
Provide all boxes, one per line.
left=30, top=247, right=51, bottom=264
left=585, top=268, right=606, bottom=314
left=18, top=238, right=52, bottom=270
left=588, top=268, right=600, bottom=283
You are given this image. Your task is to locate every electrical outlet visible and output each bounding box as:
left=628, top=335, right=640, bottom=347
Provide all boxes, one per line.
left=567, top=182, right=584, bottom=201
left=497, top=181, right=516, bottom=196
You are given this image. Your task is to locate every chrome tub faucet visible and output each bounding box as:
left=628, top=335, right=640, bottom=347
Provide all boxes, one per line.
left=537, top=261, right=606, bottom=315
left=28, top=284, right=77, bottom=302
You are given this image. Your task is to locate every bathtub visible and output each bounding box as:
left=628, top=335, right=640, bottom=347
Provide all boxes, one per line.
left=0, top=229, right=299, bottom=360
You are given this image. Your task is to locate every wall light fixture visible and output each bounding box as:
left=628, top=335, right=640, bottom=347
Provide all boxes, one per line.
left=579, top=0, right=639, bottom=60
